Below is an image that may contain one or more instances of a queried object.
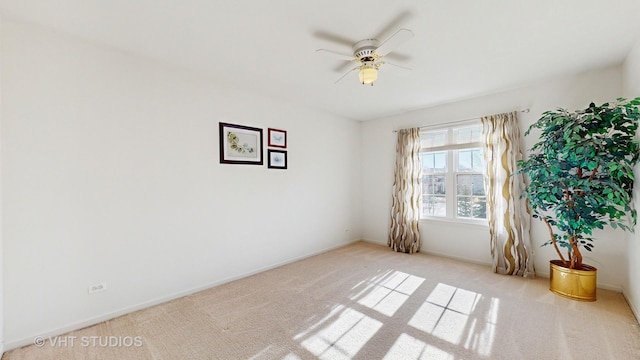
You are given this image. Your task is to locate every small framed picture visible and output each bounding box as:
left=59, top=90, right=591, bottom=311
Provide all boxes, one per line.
left=219, top=122, right=263, bottom=165
left=268, top=128, right=287, bottom=148
left=268, top=150, right=287, bottom=169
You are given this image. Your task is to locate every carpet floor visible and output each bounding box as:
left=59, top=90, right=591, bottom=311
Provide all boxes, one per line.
left=3, top=241, right=640, bottom=359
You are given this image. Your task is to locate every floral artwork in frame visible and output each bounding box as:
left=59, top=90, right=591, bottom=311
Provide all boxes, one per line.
left=268, top=128, right=287, bottom=148
left=219, top=122, right=263, bottom=165
left=267, top=150, right=287, bottom=169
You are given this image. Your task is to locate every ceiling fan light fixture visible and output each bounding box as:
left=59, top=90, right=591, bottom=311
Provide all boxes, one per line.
left=358, top=66, right=378, bottom=85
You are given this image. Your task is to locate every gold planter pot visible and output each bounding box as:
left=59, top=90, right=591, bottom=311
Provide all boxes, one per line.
left=549, top=260, right=597, bottom=301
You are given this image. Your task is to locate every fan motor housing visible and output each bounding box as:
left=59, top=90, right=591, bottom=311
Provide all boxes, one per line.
left=353, top=39, right=380, bottom=62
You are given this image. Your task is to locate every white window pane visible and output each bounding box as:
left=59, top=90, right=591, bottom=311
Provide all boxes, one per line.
left=453, top=125, right=482, bottom=144
left=454, top=128, right=471, bottom=144
left=457, top=197, right=473, bottom=217
left=423, top=196, right=446, bottom=217
left=472, top=175, right=485, bottom=196
left=473, top=197, right=487, bottom=219
left=421, top=131, right=447, bottom=148
left=472, top=126, right=482, bottom=142
left=434, top=152, right=446, bottom=170
left=456, top=172, right=486, bottom=219
left=458, top=150, right=472, bottom=171
left=472, top=149, right=483, bottom=171
left=422, top=151, right=447, bottom=173
left=423, top=175, right=446, bottom=195
left=456, top=174, right=472, bottom=195
left=457, top=196, right=487, bottom=219
left=422, top=153, right=434, bottom=171
left=457, top=148, right=483, bottom=172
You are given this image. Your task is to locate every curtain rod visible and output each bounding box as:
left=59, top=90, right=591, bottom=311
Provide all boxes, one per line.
left=392, top=108, right=530, bottom=133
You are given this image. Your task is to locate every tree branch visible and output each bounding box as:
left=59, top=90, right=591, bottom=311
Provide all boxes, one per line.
left=543, top=217, right=568, bottom=266
left=588, top=163, right=599, bottom=181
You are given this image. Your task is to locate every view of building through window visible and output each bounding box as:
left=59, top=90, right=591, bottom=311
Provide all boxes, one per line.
left=420, top=124, right=487, bottom=221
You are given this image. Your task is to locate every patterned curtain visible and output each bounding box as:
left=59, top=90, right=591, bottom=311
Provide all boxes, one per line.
left=388, top=128, right=422, bottom=254
left=482, top=112, right=535, bottom=277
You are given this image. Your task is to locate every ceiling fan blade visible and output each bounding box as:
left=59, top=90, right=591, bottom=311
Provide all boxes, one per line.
left=375, top=28, right=414, bottom=57
left=335, top=67, right=359, bottom=84
left=373, top=10, right=413, bottom=41
left=385, top=52, right=411, bottom=62
left=313, top=30, right=355, bottom=47
left=378, top=61, right=412, bottom=71
left=334, top=61, right=355, bottom=73
left=316, top=48, right=355, bottom=62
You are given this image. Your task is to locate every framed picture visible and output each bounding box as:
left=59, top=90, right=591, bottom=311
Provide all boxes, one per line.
left=268, top=128, right=287, bottom=148
left=219, top=122, right=263, bottom=165
left=267, top=150, right=287, bottom=169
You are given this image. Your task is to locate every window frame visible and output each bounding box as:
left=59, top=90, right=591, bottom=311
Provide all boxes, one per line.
left=419, top=122, right=488, bottom=225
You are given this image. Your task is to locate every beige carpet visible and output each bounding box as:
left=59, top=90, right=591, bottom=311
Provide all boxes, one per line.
left=4, top=241, right=640, bottom=359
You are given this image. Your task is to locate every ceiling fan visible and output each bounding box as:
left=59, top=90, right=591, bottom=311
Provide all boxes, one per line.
left=316, top=28, right=414, bottom=86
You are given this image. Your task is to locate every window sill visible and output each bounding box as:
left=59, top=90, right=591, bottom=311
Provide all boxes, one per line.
left=420, top=217, right=489, bottom=229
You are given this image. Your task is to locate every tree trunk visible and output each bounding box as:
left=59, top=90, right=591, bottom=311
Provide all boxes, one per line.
left=569, top=235, right=583, bottom=269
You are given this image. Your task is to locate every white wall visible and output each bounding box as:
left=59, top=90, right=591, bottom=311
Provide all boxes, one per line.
left=623, top=36, right=640, bottom=320
left=0, top=14, right=4, bottom=356
left=1, top=20, right=362, bottom=349
left=361, top=66, right=628, bottom=288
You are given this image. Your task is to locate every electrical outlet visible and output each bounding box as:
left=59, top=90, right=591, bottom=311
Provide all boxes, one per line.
left=88, top=282, right=107, bottom=295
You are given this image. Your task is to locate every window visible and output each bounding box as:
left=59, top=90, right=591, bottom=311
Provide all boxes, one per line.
left=420, top=123, right=487, bottom=221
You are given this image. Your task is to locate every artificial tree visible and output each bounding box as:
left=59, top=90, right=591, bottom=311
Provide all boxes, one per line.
left=519, top=98, right=640, bottom=270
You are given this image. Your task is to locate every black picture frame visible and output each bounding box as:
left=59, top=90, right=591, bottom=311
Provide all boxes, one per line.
left=267, top=149, right=287, bottom=169
left=219, top=122, right=263, bottom=165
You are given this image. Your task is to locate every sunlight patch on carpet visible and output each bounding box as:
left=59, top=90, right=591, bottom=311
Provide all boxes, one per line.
left=383, top=333, right=454, bottom=360
left=281, top=353, right=302, bottom=360
left=299, top=307, right=383, bottom=359
left=351, top=270, right=425, bottom=316
left=409, top=283, right=498, bottom=357
left=462, top=297, right=499, bottom=357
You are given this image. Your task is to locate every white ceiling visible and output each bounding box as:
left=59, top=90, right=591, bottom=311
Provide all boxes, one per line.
left=2, top=0, right=640, bottom=121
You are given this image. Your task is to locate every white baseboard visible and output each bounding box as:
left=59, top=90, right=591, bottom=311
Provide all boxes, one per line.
left=621, top=288, right=640, bottom=324
left=422, top=249, right=493, bottom=267
left=361, top=239, right=493, bottom=266
left=358, top=239, right=386, bottom=247
left=4, top=240, right=360, bottom=352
